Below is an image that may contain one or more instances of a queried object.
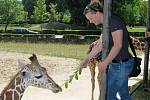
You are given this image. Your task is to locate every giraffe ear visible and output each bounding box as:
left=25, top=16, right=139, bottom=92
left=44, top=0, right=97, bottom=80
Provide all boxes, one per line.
left=18, top=59, right=26, bottom=68
left=29, top=54, right=40, bottom=66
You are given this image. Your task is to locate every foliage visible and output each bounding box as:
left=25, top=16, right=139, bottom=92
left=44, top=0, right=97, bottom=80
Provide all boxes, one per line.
left=48, top=3, right=59, bottom=21
left=64, top=67, right=82, bottom=88
left=15, top=4, right=28, bottom=23
left=0, top=0, right=25, bottom=31
left=0, top=0, right=19, bottom=22
left=32, top=0, right=46, bottom=22
left=22, top=0, right=36, bottom=19
left=40, top=3, right=69, bottom=23
left=112, top=0, right=147, bottom=26
left=45, top=0, right=87, bottom=24
left=137, top=1, right=147, bottom=26
left=61, top=10, right=71, bottom=23
left=64, top=0, right=90, bottom=25
left=0, top=0, right=148, bottom=26
left=40, top=29, right=101, bottom=35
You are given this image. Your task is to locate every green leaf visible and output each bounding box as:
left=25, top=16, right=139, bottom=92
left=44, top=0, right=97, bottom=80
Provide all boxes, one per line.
left=75, top=73, right=78, bottom=80
left=65, top=81, right=68, bottom=88
left=79, top=68, right=82, bottom=75
left=63, top=67, right=82, bottom=88
left=69, top=75, right=74, bottom=83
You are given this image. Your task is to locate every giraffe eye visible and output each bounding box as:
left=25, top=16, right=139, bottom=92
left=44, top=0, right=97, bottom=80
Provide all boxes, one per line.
left=35, top=75, right=43, bottom=79
left=21, top=72, right=26, bottom=76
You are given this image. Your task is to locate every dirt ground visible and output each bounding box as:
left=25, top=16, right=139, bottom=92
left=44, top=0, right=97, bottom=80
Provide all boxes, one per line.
left=1, top=52, right=148, bottom=100
left=0, top=52, right=100, bottom=100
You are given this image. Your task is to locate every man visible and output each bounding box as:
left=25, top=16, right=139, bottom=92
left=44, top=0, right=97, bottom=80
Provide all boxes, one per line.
left=80, top=2, right=134, bottom=100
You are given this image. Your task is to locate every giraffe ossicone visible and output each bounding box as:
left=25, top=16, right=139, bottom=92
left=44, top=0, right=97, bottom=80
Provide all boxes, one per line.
left=0, top=54, right=62, bottom=100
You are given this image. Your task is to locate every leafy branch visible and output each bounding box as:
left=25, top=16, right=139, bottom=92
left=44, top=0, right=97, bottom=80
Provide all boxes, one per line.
left=63, top=67, right=82, bottom=88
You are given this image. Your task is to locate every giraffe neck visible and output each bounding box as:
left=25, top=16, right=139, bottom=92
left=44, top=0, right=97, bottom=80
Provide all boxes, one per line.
left=0, top=73, right=27, bottom=100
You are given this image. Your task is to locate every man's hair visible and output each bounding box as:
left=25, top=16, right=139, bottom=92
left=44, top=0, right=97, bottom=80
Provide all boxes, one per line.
left=83, top=2, right=103, bottom=15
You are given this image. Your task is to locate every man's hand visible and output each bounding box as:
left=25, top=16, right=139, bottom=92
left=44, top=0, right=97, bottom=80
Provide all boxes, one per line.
left=80, top=59, right=89, bottom=68
left=98, top=61, right=108, bottom=73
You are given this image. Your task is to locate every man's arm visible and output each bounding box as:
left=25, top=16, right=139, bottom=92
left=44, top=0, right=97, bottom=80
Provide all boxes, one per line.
left=99, top=29, right=123, bottom=72
left=104, top=29, right=123, bottom=64
left=80, top=34, right=103, bottom=68
left=87, top=37, right=101, bottom=54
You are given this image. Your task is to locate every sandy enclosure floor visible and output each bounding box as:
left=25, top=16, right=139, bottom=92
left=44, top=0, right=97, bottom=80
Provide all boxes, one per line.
left=1, top=52, right=148, bottom=100
left=0, top=51, right=80, bottom=83
left=0, top=52, right=101, bottom=100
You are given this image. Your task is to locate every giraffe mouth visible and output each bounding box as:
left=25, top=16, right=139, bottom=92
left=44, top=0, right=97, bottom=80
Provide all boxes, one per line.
left=52, top=86, right=62, bottom=93
left=52, top=89, right=62, bottom=93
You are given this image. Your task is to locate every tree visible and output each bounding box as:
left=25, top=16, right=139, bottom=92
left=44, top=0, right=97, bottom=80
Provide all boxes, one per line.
left=0, top=0, right=23, bottom=32
left=32, top=0, right=46, bottom=22
left=22, top=0, right=36, bottom=20
left=64, top=0, right=90, bottom=25
left=138, top=0, right=147, bottom=26
left=112, top=0, right=147, bottom=26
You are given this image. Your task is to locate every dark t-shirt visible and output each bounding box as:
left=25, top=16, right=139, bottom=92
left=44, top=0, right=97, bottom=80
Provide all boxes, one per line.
left=108, top=14, right=130, bottom=60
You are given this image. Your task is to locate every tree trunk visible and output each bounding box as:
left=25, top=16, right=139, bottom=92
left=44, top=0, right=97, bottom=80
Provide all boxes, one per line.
left=5, top=21, right=9, bottom=32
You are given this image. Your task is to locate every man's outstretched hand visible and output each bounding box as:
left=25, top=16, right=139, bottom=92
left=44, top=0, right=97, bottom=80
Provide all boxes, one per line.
left=80, top=59, right=89, bottom=68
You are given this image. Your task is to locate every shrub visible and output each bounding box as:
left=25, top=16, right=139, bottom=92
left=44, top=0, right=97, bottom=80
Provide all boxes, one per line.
left=84, top=35, right=100, bottom=43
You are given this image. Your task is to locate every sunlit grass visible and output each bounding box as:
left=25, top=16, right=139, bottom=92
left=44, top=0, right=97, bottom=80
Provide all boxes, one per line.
left=132, top=81, right=150, bottom=100
left=0, top=42, right=89, bottom=60
left=0, top=42, right=145, bottom=59
left=127, top=27, right=146, bottom=32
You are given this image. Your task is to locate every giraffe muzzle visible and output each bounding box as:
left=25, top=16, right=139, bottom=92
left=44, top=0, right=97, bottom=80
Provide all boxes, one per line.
left=52, top=87, right=62, bottom=93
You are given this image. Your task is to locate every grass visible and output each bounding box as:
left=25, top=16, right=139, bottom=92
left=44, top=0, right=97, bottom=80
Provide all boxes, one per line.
left=127, top=27, right=146, bottom=32
left=0, top=42, right=89, bottom=60
left=0, top=42, right=145, bottom=59
left=0, top=42, right=144, bottom=59
left=131, top=81, right=150, bottom=100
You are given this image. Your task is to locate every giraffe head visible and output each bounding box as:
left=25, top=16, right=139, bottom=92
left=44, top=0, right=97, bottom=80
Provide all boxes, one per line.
left=18, top=54, right=62, bottom=93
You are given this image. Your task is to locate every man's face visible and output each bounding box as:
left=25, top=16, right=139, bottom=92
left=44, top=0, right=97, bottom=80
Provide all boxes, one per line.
left=85, top=11, right=101, bottom=25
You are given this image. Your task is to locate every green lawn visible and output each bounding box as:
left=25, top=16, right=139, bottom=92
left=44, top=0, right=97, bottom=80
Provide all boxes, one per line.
left=0, top=42, right=145, bottom=59
left=127, top=27, right=146, bottom=32
left=132, top=81, right=150, bottom=100
left=0, top=42, right=89, bottom=60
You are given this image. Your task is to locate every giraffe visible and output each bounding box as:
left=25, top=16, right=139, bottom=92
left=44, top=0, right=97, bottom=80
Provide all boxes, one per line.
left=88, top=35, right=146, bottom=100
left=0, top=54, right=62, bottom=100
left=87, top=41, right=102, bottom=100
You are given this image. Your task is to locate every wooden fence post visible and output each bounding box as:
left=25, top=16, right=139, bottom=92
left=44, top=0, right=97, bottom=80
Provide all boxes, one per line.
left=143, top=0, right=150, bottom=86
left=99, top=0, right=112, bottom=100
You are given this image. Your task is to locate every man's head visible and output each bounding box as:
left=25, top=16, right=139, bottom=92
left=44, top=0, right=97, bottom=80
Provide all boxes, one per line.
left=84, top=2, right=103, bottom=25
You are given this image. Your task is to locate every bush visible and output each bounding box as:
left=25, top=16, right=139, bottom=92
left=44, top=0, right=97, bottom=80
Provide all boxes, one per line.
left=0, top=30, right=4, bottom=33
left=63, top=34, right=83, bottom=43
left=129, top=32, right=145, bottom=37
left=63, top=34, right=82, bottom=39
left=40, top=29, right=101, bottom=35
left=84, top=35, right=100, bottom=43
left=6, top=29, right=13, bottom=33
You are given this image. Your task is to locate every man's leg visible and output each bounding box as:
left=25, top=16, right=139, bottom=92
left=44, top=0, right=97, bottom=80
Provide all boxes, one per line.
left=118, top=58, right=134, bottom=100
left=107, top=63, right=121, bottom=100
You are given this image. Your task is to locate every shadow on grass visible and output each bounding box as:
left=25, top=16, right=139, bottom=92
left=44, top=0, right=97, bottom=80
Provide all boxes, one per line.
left=131, top=81, right=150, bottom=100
